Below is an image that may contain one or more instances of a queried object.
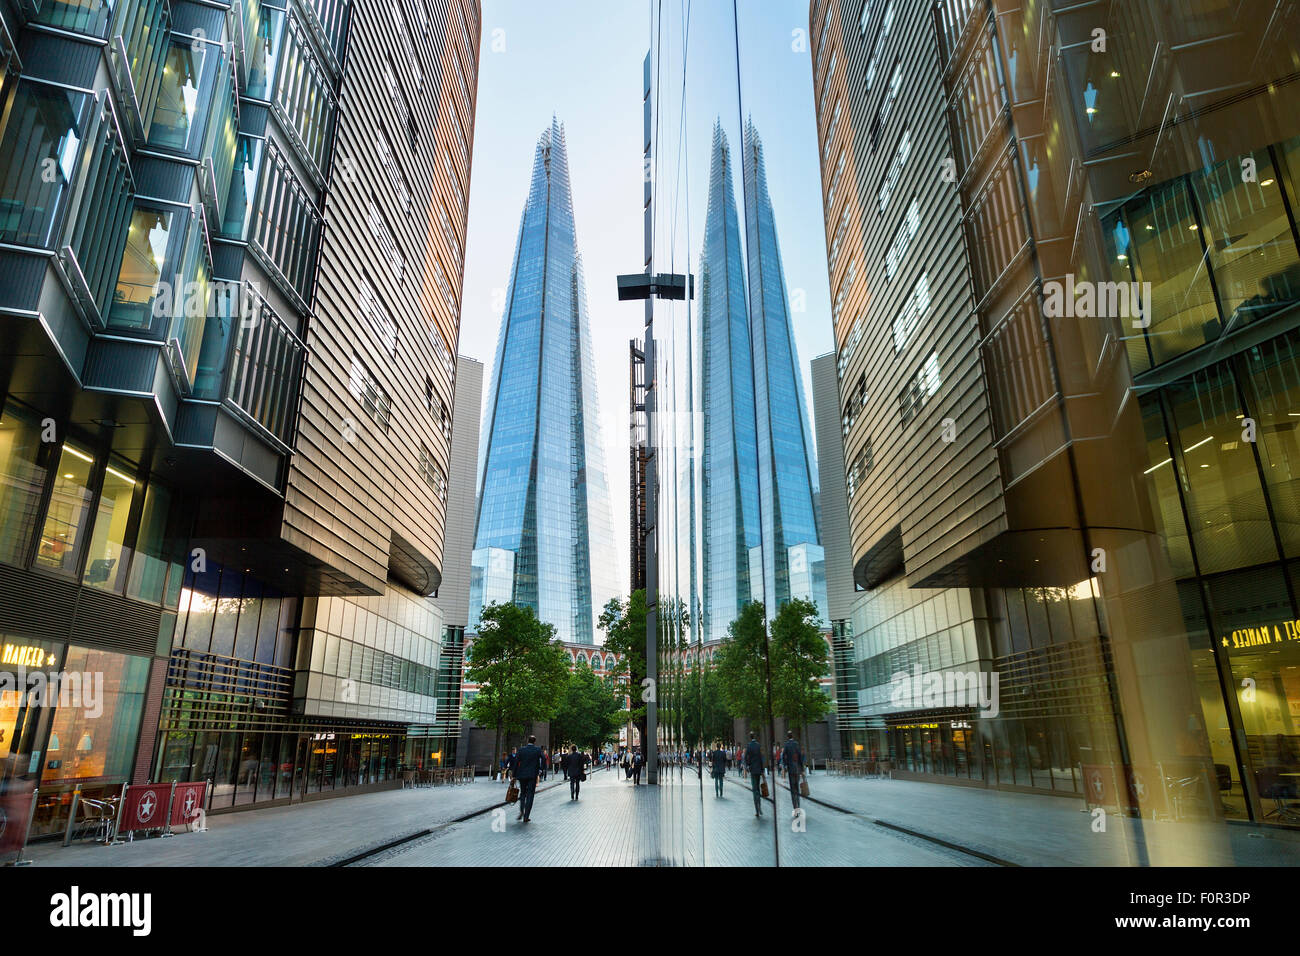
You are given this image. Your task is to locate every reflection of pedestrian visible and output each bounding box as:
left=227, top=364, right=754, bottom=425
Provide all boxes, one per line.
left=632, top=748, right=643, bottom=785
left=782, top=732, right=804, bottom=812
left=744, top=733, right=764, bottom=817
left=568, top=746, right=588, bottom=800
left=709, top=745, right=728, bottom=797
left=513, top=736, right=545, bottom=823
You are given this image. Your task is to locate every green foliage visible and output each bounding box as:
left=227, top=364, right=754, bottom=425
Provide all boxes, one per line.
left=714, top=599, right=830, bottom=736
left=550, top=661, right=626, bottom=754
left=769, top=598, right=832, bottom=734
left=462, top=602, right=569, bottom=770
left=599, top=590, right=647, bottom=728
left=714, top=602, right=771, bottom=723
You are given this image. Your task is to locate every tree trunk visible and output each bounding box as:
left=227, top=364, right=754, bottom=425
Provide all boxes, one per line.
left=493, top=723, right=503, bottom=781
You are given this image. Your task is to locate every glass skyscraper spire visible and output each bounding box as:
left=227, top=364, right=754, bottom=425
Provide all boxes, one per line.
left=470, top=118, right=618, bottom=645
left=699, top=122, right=763, bottom=642
left=697, top=120, right=825, bottom=642
left=742, top=119, right=825, bottom=619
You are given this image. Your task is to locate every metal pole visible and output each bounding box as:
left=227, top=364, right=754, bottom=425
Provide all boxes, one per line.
left=62, top=785, right=81, bottom=847
left=108, top=782, right=127, bottom=846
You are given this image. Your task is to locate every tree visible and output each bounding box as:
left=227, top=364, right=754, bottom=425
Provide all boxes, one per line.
left=550, top=661, right=626, bottom=754
left=714, top=601, right=771, bottom=728
left=769, top=598, right=832, bottom=743
left=462, top=602, right=569, bottom=777
left=600, top=590, right=648, bottom=749
left=714, top=599, right=831, bottom=750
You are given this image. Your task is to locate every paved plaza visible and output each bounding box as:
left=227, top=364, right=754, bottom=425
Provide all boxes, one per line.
left=16, top=766, right=1300, bottom=867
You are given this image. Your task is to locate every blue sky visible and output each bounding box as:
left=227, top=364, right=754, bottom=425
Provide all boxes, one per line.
left=459, top=0, right=833, bottom=594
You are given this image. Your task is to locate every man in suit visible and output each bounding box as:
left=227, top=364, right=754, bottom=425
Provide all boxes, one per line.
left=513, top=735, right=545, bottom=822
left=559, top=747, right=570, bottom=781
left=709, top=743, right=729, bottom=797
left=744, top=732, right=765, bottom=817
left=567, top=745, right=588, bottom=800
left=631, top=748, right=643, bottom=785
left=782, top=731, right=804, bottom=812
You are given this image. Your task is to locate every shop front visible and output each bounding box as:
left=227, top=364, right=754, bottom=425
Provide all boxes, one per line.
left=0, top=637, right=151, bottom=840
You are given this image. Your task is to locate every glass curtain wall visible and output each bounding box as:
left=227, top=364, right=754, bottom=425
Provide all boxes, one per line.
left=646, top=0, right=833, bottom=866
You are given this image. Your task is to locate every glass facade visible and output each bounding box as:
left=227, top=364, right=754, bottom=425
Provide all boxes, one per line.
left=470, top=120, right=618, bottom=644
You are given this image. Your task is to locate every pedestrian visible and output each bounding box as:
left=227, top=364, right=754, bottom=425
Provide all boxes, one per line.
left=709, top=743, right=728, bottom=797
left=744, top=732, right=765, bottom=817
left=632, top=748, right=643, bottom=785
left=568, top=745, right=589, bottom=800
left=513, top=735, right=545, bottom=823
left=782, top=731, right=804, bottom=814
left=506, top=747, right=519, bottom=783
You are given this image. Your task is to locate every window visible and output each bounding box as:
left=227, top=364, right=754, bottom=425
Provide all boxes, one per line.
left=823, top=99, right=842, bottom=162
left=274, top=16, right=337, bottom=175
left=359, top=276, right=399, bottom=354
left=83, top=457, right=139, bottom=593
left=36, top=443, right=96, bottom=574
left=368, top=197, right=404, bottom=282
left=846, top=439, right=874, bottom=498
left=109, top=205, right=185, bottom=332
left=425, top=376, right=435, bottom=412
left=419, top=444, right=446, bottom=500
left=872, top=59, right=903, bottom=151
left=431, top=322, right=455, bottom=379
left=249, top=141, right=322, bottom=303
left=858, top=0, right=874, bottom=34
left=828, top=206, right=850, bottom=273
left=885, top=196, right=920, bottom=280
left=390, top=0, right=423, bottom=89
left=349, top=358, right=392, bottom=432
left=439, top=399, right=451, bottom=439
left=899, top=352, right=941, bottom=425
left=864, top=0, right=895, bottom=92
left=878, top=128, right=911, bottom=214
left=827, top=147, right=847, bottom=206
left=0, top=400, right=49, bottom=567
left=833, top=260, right=856, bottom=322
left=838, top=314, right=864, bottom=378
left=892, top=272, right=931, bottom=352
left=125, top=480, right=179, bottom=604
left=818, top=50, right=837, bottom=119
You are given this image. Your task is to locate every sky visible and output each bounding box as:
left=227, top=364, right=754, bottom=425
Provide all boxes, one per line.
left=458, top=0, right=834, bottom=600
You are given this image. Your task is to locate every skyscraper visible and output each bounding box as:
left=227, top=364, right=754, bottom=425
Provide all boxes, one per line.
left=0, top=0, right=480, bottom=830
left=698, top=123, right=762, bottom=642
left=742, top=119, right=825, bottom=618
left=470, top=119, right=617, bottom=645
left=697, top=121, right=825, bottom=642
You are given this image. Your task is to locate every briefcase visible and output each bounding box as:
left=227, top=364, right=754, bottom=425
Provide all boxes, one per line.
left=760, top=777, right=769, bottom=798
left=506, top=781, right=519, bottom=804
left=800, top=776, right=810, bottom=798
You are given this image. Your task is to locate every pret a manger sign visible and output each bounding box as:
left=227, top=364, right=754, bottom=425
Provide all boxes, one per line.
left=1222, top=619, right=1300, bottom=650
left=1, top=643, right=55, bottom=667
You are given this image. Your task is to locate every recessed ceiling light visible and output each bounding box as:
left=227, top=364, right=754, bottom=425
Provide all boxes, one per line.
left=1189, top=224, right=1199, bottom=231
left=1261, top=178, right=1275, bottom=187
left=1109, top=71, right=1120, bottom=77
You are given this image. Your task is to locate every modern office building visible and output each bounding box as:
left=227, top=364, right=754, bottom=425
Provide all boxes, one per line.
left=698, top=122, right=762, bottom=642
left=470, top=118, right=619, bottom=645
left=812, top=0, right=1300, bottom=837
left=695, top=120, right=827, bottom=644
left=0, top=0, right=479, bottom=837
left=741, top=120, right=826, bottom=619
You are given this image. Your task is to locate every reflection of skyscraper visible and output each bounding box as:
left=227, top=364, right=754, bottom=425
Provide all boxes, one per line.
left=742, top=119, right=825, bottom=618
left=697, top=121, right=826, bottom=642
left=699, top=123, right=762, bottom=642
left=470, top=119, right=617, bottom=644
